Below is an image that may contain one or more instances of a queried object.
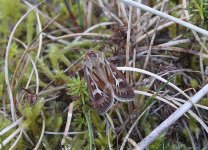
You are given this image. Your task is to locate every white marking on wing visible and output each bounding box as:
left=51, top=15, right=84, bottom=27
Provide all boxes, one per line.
left=115, top=78, right=123, bottom=87
left=92, top=88, right=103, bottom=96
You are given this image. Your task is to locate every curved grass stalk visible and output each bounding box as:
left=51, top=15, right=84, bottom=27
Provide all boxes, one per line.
left=9, top=128, right=23, bottom=150
left=119, top=0, right=208, bottom=36
left=0, top=117, right=23, bottom=136
left=118, top=67, right=208, bottom=149
left=61, top=102, right=74, bottom=146
left=121, top=89, right=208, bottom=149
left=27, top=56, right=40, bottom=94
left=117, top=67, right=191, bottom=101
left=73, top=22, right=116, bottom=42
left=120, top=101, right=156, bottom=150
left=56, top=33, right=111, bottom=40
left=0, top=128, right=21, bottom=149
left=4, top=0, right=45, bottom=122
left=24, top=12, right=43, bottom=93
left=137, top=84, right=208, bottom=149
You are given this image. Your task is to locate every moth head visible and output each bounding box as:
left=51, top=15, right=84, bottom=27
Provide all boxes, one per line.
left=88, top=51, right=97, bottom=60
left=84, top=51, right=105, bottom=69
left=87, top=51, right=105, bottom=62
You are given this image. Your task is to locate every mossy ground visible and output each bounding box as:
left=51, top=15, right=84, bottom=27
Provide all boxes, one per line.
left=0, top=0, right=208, bottom=149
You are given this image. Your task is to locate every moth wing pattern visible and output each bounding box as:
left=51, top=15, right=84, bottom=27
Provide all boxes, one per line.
left=83, top=50, right=135, bottom=115
left=83, top=65, right=115, bottom=115
left=105, top=59, right=135, bottom=101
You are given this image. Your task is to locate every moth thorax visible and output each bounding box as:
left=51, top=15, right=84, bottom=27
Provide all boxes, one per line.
left=88, top=51, right=97, bottom=61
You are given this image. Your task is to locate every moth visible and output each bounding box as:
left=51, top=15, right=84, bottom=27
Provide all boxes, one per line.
left=83, top=51, right=135, bottom=115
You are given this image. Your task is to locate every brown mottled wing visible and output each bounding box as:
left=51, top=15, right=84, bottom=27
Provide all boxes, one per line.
left=105, top=60, right=135, bottom=101
left=84, top=66, right=114, bottom=115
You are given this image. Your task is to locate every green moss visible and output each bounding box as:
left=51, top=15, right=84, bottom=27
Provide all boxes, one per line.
left=188, top=117, right=199, bottom=133
left=63, top=40, right=98, bottom=52
left=0, top=0, right=207, bottom=149
left=26, top=12, right=36, bottom=45
left=67, top=75, right=88, bottom=101
left=38, top=45, right=74, bottom=85
left=43, top=114, right=63, bottom=149
left=68, top=135, right=86, bottom=150
left=141, top=120, right=152, bottom=136
left=49, top=46, right=61, bottom=70
left=38, top=59, right=55, bottom=80
left=0, top=0, right=24, bottom=38
left=169, top=142, right=187, bottom=150
left=18, top=101, right=44, bottom=135
left=67, top=76, right=93, bottom=149
left=0, top=72, right=4, bottom=97
left=149, top=134, right=165, bottom=150
left=190, top=79, right=199, bottom=89
left=91, top=110, right=115, bottom=148
left=203, top=58, right=208, bottom=65
left=8, top=43, right=19, bottom=60
left=168, top=24, right=177, bottom=39
left=0, top=115, right=13, bottom=149
left=46, top=114, right=62, bottom=132
left=188, top=0, right=208, bottom=29
left=190, top=56, right=197, bottom=70
left=91, top=110, right=105, bottom=132
left=175, top=74, right=183, bottom=87
left=54, top=70, right=69, bottom=85
left=0, top=116, right=25, bottom=149
left=199, top=98, right=208, bottom=106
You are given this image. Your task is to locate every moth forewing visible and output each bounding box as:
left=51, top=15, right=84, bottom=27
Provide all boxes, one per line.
left=83, top=52, right=115, bottom=114
left=83, top=51, right=135, bottom=114
left=85, top=71, right=114, bottom=115
left=105, top=59, right=135, bottom=102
